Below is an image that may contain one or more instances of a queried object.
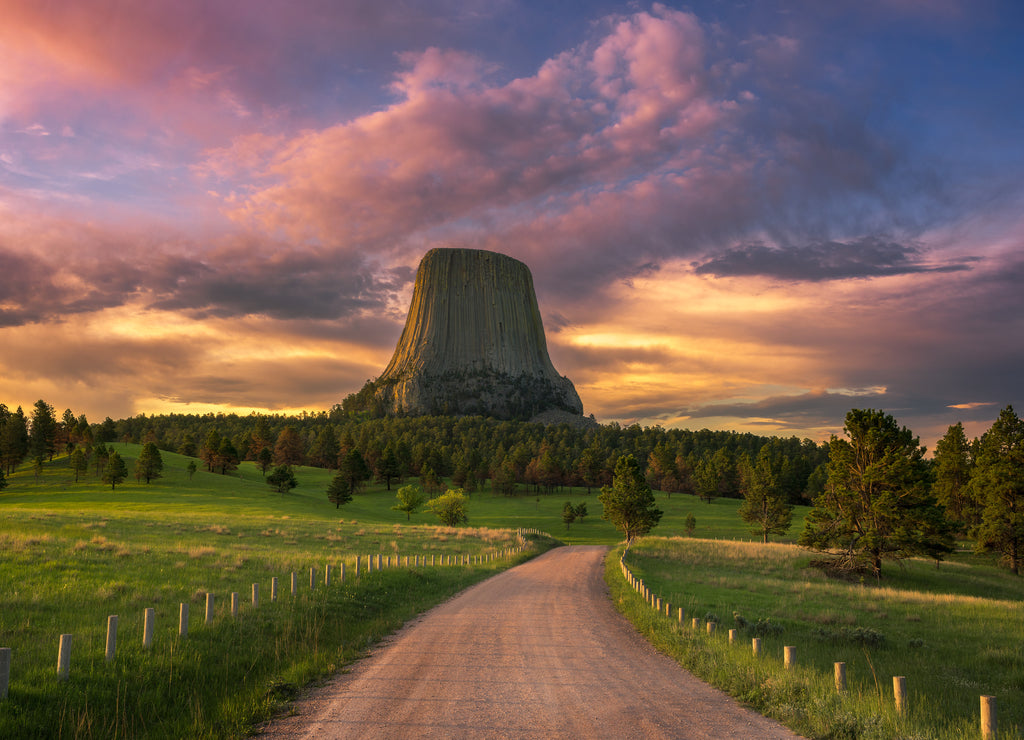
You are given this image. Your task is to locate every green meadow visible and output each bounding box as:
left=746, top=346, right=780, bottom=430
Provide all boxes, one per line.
left=2, top=444, right=1021, bottom=738
left=612, top=538, right=1024, bottom=739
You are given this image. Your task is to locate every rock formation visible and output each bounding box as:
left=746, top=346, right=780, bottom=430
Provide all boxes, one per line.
left=368, top=248, right=584, bottom=420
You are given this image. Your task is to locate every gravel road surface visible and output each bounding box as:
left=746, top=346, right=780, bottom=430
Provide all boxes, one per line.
left=259, top=545, right=801, bottom=739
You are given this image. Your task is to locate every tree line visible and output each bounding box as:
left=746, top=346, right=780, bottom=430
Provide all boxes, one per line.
left=1, top=400, right=1021, bottom=576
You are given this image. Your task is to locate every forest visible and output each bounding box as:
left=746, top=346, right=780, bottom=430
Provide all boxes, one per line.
left=2, top=399, right=1021, bottom=575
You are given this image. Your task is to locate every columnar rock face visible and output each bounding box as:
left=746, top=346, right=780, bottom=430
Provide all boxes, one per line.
left=373, top=248, right=583, bottom=420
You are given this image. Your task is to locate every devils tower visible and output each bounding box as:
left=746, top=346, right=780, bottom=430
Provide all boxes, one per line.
left=366, top=248, right=583, bottom=420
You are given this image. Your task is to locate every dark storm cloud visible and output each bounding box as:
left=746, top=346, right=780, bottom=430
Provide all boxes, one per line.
left=693, top=238, right=979, bottom=281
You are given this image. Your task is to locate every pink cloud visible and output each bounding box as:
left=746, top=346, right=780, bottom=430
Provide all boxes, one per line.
left=201, top=5, right=734, bottom=253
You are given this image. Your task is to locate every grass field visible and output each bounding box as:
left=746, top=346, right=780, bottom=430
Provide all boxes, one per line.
left=0, top=447, right=555, bottom=738
left=4, top=444, right=1019, bottom=738
left=611, top=538, right=1024, bottom=739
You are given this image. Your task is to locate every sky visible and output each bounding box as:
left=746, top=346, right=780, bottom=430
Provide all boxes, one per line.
left=1, top=0, right=1022, bottom=448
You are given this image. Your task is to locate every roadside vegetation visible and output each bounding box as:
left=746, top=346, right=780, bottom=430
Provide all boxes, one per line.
left=0, top=451, right=551, bottom=738
left=610, top=537, right=1024, bottom=739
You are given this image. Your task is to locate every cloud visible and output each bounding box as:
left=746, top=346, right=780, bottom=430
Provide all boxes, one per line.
left=693, top=237, right=979, bottom=281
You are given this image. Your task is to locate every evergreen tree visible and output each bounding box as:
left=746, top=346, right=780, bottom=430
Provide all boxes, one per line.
left=562, top=501, right=577, bottom=531
left=1, top=406, right=29, bottom=474
left=29, top=400, right=57, bottom=462
left=267, top=465, right=298, bottom=493
left=201, top=430, right=221, bottom=472
left=970, top=406, right=1024, bottom=575
left=274, top=426, right=304, bottom=466
left=70, top=448, right=88, bottom=482
left=738, top=445, right=793, bottom=543
left=326, top=469, right=355, bottom=508
left=134, top=442, right=164, bottom=483
left=338, top=448, right=371, bottom=496
left=104, top=451, right=128, bottom=490
left=933, top=422, right=978, bottom=528
left=216, top=438, right=239, bottom=475
left=599, top=454, right=663, bottom=547
left=800, top=409, right=954, bottom=578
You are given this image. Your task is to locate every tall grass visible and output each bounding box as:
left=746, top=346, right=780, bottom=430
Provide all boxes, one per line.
left=0, top=451, right=553, bottom=738
left=611, top=538, right=1024, bottom=739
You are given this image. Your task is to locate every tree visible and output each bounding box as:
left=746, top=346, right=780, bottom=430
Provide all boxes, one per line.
left=684, top=512, right=696, bottom=536
left=274, top=426, right=304, bottom=466
left=970, top=406, right=1024, bottom=575
left=103, top=451, right=128, bottom=490
left=426, top=488, right=469, bottom=526
left=69, top=448, right=88, bottom=482
left=420, top=464, right=442, bottom=494
left=392, top=484, right=427, bottom=520
left=29, top=400, right=57, bottom=462
left=598, top=455, right=663, bottom=547
left=326, top=470, right=355, bottom=508
left=215, top=438, right=239, bottom=475
left=738, top=446, right=793, bottom=543
left=562, top=501, right=577, bottom=531
left=933, top=422, right=978, bottom=529
left=1, top=407, right=29, bottom=474
left=267, top=465, right=298, bottom=494
left=338, top=448, right=371, bottom=497
left=257, top=446, right=273, bottom=476
left=186, top=460, right=197, bottom=480
left=93, top=441, right=109, bottom=476
left=309, top=426, right=340, bottom=469
left=491, top=458, right=517, bottom=496
left=574, top=502, right=588, bottom=521
left=799, top=409, right=954, bottom=578
left=377, top=446, right=404, bottom=491
left=134, top=442, right=164, bottom=483
left=201, top=430, right=221, bottom=472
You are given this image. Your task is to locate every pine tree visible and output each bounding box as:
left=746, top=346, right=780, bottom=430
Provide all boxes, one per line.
left=104, top=451, right=128, bottom=490
left=800, top=409, right=954, bottom=578
left=970, top=406, right=1024, bottom=575
left=599, top=455, right=663, bottom=547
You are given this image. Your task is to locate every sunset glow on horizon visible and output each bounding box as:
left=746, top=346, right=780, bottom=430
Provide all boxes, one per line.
left=1, top=0, right=1022, bottom=448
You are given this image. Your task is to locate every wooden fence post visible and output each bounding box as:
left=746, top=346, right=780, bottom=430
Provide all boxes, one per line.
left=252, top=583, right=259, bottom=608
left=179, top=603, right=189, bottom=638
left=728, top=628, right=737, bottom=644
left=205, top=594, right=215, bottom=625
left=893, top=676, right=906, bottom=714
left=678, top=607, right=685, bottom=623
left=1, top=646, right=10, bottom=699
left=340, top=563, right=346, bottom=582
left=143, top=608, right=155, bottom=648
left=834, top=662, right=846, bottom=692
left=230, top=592, right=238, bottom=618
left=271, top=577, right=279, bottom=602
left=310, top=567, right=316, bottom=589
left=784, top=645, right=795, bottom=669
left=691, top=617, right=700, bottom=630
left=57, top=634, right=71, bottom=681
left=752, top=637, right=762, bottom=657
left=291, top=572, right=297, bottom=596
left=355, top=556, right=361, bottom=577
left=707, top=622, right=717, bottom=636
left=980, top=695, right=997, bottom=739
left=105, top=615, right=118, bottom=661
left=326, top=564, right=332, bottom=586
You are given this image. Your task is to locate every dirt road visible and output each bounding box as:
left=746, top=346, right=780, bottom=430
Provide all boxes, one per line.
left=259, top=545, right=800, bottom=739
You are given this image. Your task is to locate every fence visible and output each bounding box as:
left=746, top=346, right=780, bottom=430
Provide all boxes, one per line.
left=618, top=554, right=1000, bottom=739
left=0, top=540, right=535, bottom=700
